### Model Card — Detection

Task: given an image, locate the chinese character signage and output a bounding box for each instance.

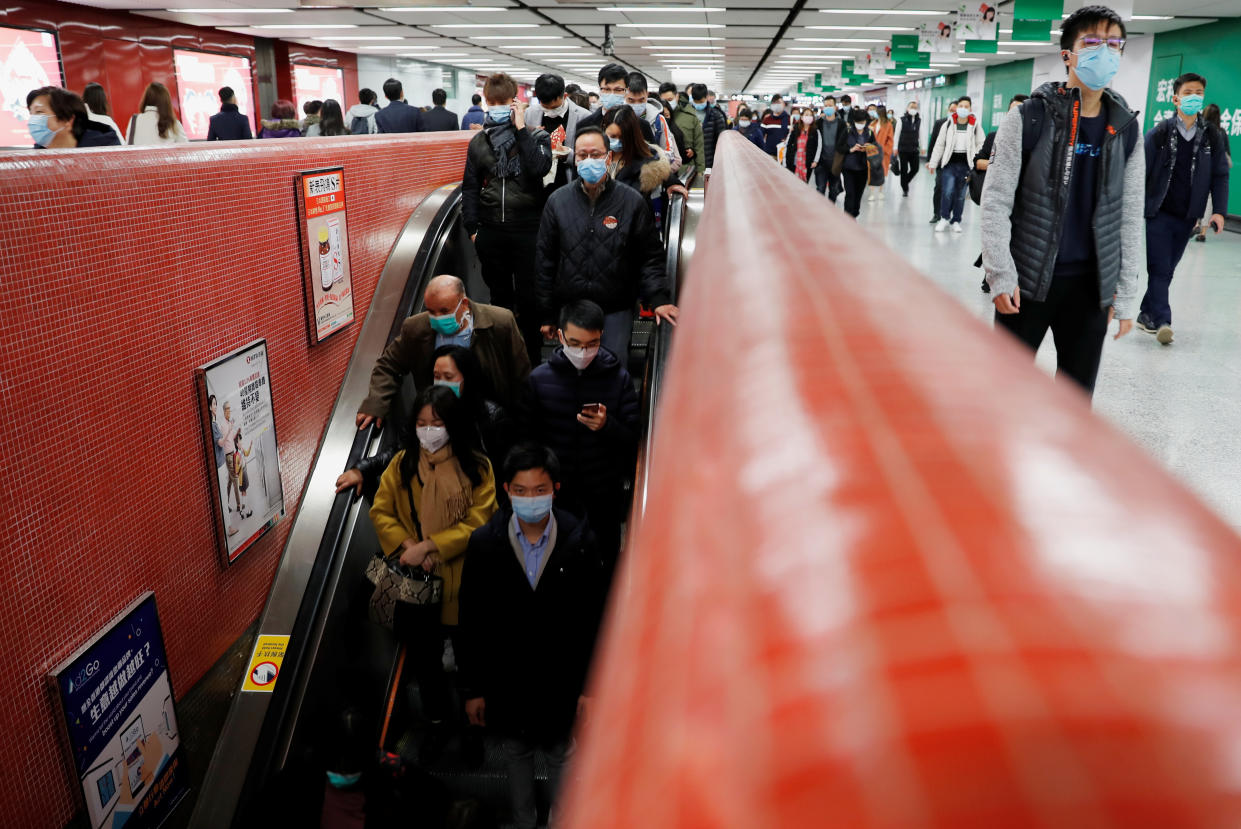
[297,167,355,343]
[919,20,957,53]
[50,593,189,829]
[197,339,285,565]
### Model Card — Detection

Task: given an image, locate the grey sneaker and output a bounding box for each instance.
[1156,325,1174,345]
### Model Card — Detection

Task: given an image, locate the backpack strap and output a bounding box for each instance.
[1019,96,1044,169]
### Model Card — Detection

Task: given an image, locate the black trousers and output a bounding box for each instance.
[474,224,543,363]
[898,151,920,194]
[842,168,867,218]
[994,273,1111,396]
[931,167,943,219]
[815,159,843,202]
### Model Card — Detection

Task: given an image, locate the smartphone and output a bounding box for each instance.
[581,403,602,415]
[120,715,146,797]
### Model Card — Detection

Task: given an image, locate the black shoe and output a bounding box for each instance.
[1136,314,1158,334]
[928,216,940,224]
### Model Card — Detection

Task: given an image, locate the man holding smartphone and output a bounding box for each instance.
[463,72,553,363]
[520,300,640,573]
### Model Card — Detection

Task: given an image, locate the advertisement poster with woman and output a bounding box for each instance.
[197,339,285,564]
[956,3,999,41]
[49,593,188,829]
[0,26,63,147]
[919,20,957,53]
[297,167,355,342]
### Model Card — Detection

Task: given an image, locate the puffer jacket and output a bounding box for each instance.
[784,125,824,179]
[535,177,669,324]
[1144,115,1230,220]
[613,149,678,200]
[462,122,552,235]
[259,118,301,138]
[897,112,921,153]
[981,82,1144,317]
[520,346,641,511]
[702,105,727,168]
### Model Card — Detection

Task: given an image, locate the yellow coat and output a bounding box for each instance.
[369,450,497,625]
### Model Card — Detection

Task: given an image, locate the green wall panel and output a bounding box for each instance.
[981,58,1033,131]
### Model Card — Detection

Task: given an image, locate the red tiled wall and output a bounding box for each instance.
[3,0,358,136]
[0,132,470,827]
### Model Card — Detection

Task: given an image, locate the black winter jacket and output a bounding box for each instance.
[207,104,253,141]
[457,507,606,741]
[462,123,553,235]
[784,125,824,179]
[519,346,640,516]
[535,178,669,323]
[702,105,728,168]
[898,112,920,153]
[1144,116,1230,220]
[421,106,458,132]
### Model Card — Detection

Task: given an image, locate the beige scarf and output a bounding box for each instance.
[417,445,473,537]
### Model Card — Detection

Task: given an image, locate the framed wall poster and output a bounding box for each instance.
[196,339,285,565]
[296,167,355,343]
[49,592,189,829]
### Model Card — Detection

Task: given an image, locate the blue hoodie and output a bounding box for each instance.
[462,104,486,130]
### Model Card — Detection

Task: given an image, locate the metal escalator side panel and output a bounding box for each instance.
[189,183,463,829]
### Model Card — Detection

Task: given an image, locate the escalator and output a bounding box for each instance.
[190,172,698,828]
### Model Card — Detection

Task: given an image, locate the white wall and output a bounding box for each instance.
[1032,34,1152,108]
[967,67,986,108]
[357,55,466,117]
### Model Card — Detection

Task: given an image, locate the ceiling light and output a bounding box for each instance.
[597,5,725,10]
[405,52,467,57]
[312,35,405,40]
[380,5,507,10]
[1131,14,1173,20]
[793,38,886,43]
[959,57,984,62]
[179,7,293,12]
[256,24,358,29]
[471,35,563,39]
[641,45,717,49]
[818,8,944,14]
[629,36,722,40]
[615,22,724,28]
[433,23,537,28]
[998,40,1055,46]
[806,25,913,31]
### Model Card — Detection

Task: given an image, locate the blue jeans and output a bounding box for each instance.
[938,158,970,224]
[1139,211,1198,327]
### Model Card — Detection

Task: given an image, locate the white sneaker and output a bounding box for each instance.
[935,219,949,233]
[951,223,963,234]
[868,192,876,201]
[879,190,886,200]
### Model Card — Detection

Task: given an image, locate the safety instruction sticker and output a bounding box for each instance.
[241,634,289,693]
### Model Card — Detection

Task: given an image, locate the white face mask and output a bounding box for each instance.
[854,123,866,132]
[908,107,918,114]
[772,103,784,114]
[738,118,751,128]
[416,425,450,453]
[544,100,568,117]
[867,110,877,118]
[802,114,814,124]
[561,337,599,370]
[957,107,970,118]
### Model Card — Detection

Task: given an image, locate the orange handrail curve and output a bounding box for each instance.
[561,130,1241,828]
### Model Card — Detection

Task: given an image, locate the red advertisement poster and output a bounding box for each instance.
[297,167,354,342]
[173,50,253,141]
[292,64,344,114]
[0,26,64,148]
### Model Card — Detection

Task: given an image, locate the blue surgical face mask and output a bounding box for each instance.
[629,102,646,116]
[511,493,554,523]
[577,156,608,183]
[599,92,625,111]
[428,299,463,335]
[822,106,835,116]
[1179,93,1204,117]
[608,137,623,151]
[327,771,362,789]
[693,100,707,111]
[27,114,58,147]
[487,105,511,123]
[1073,45,1121,91]
[434,379,461,398]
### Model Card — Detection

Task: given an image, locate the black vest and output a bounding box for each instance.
[898,113,920,152]
[1009,83,1137,307]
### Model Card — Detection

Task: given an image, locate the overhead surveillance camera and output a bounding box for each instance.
[603,23,615,57]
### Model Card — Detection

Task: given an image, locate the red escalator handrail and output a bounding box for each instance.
[562,130,1241,827]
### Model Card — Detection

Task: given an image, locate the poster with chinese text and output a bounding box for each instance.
[919,21,958,53]
[956,3,999,41]
[297,167,355,342]
[50,593,188,829]
[197,340,285,565]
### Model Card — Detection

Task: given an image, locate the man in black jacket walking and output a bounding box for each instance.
[896,101,921,196]
[535,126,677,360]
[463,72,553,362]
[815,95,844,201]
[206,86,252,140]
[421,88,459,131]
[521,300,640,566]
[926,100,956,221]
[458,442,606,829]
[374,78,423,133]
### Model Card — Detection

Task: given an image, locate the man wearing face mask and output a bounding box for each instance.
[25,87,121,148]
[457,441,606,829]
[1136,72,1230,345]
[761,94,790,158]
[520,300,641,569]
[895,100,922,197]
[462,72,553,361]
[926,100,957,223]
[526,73,589,196]
[814,96,844,201]
[689,83,728,169]
[671,86,707,176]
[624,71,681,169]
[982,4,1142,396]
[536,128,678,359]
[578,64,655,144]
[927,95,986,233]
[357,275,531,430]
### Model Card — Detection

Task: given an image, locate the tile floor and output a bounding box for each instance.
[840,171,1241,531]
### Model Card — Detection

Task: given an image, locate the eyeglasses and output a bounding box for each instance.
[1076,35,1125,53]
[574,149,608,161]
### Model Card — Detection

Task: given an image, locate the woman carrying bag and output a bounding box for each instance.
[868,105,894,201]
[834,108,876,219]
[784,108,823,184]
[369,384,497,763]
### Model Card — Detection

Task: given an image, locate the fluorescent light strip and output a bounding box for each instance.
[256,24,358,29]
[471,35,563,39]
[1131,14,1173,20]
[432,23,537,28]
[598,5,725,10]
[806,25,913,31]
[628,36,721,40]
[640,45,717,49]
[380,5,510,10]
[312,36,405,40]
[179,7,293,12]
[818,8,943,14]
[615,22,724,28]
[793,37,886,43]
[404,53,468,57]
[958,57,984,62]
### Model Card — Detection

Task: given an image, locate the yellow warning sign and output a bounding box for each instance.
[241,634,289,693]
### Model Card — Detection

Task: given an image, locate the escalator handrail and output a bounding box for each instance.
[190,183,463,829]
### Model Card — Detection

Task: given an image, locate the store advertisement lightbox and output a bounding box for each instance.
[293,64,344,113]
[0,26,64,147]
[173,49,253,140]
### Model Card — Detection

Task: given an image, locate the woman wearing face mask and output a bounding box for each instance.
[834,108,876,219]
[868,105,894,201]
[369,384,496,763]
[735,107,763,149]
[784,107,823,184]
[337,346,515,499]
[25,86,121,148]
[602,106,687,215]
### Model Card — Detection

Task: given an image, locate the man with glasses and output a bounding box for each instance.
[578,63,655,143]
[535,127,678,362]
[981,4,1142,397]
